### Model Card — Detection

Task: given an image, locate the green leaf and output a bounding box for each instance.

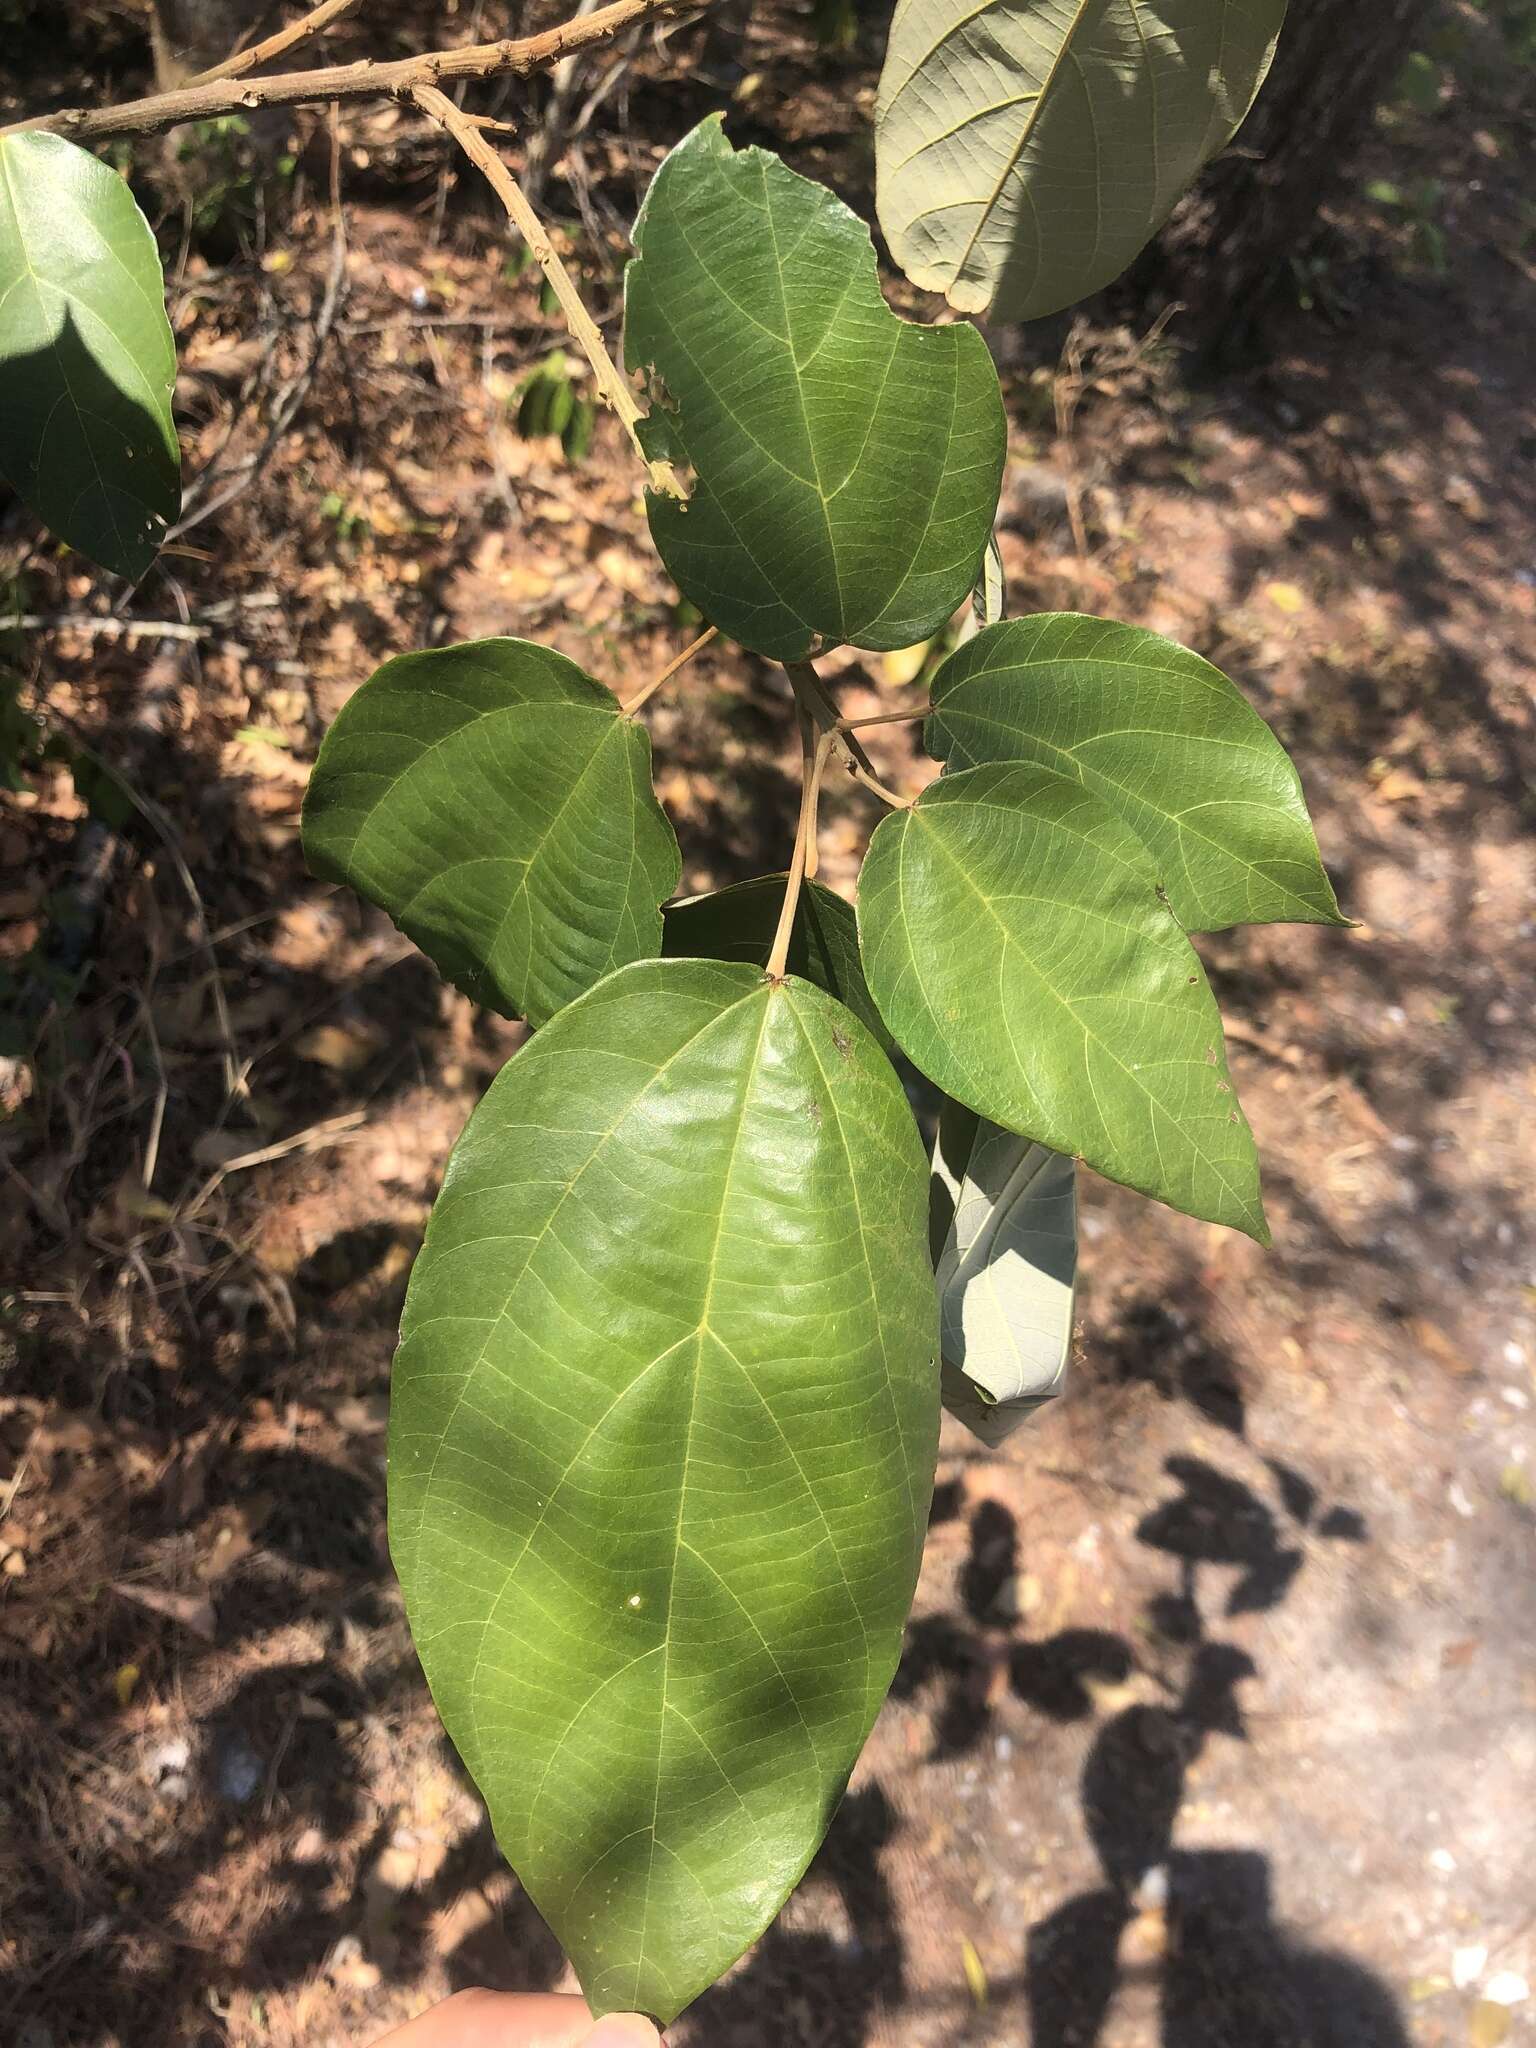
[301,639,680,1027]
[858,762,1267,1238]
[0,133,179,580]
[663,875,894,1054]
[930,1098,1075,1446]
[391,958,939,2022]
[927,615,1343,932]
[876,0,1287,322]
[624,116,1006,662]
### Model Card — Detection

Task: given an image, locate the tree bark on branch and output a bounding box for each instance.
[2,0,717,142]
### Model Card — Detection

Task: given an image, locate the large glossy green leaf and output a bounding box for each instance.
[391,959,939,2021]
[0,133,178,580]
[927,615,1343,931]
[930,1098,1075,1446]
[301,639,679,1027]
[624,116,1006,662]
[663,875,894,1054]
[858,762,1267,1238]
[876,0,1287,321]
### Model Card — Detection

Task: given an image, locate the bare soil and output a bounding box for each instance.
[1,7,1533,2047]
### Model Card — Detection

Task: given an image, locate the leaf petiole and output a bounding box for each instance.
[766,715,833,980]
[621,623,718,718]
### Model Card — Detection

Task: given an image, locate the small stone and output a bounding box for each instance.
[217,1732,263,1805]
[1453,1943,1487,1987]
[1484,1974,1529,2007]
[144,1736,191,1787]
[1431,1848,1458,1874]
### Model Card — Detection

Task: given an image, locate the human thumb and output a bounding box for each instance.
[582,2018,661,2046]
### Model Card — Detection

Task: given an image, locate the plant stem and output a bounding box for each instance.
[621,623,717,717]
[785,662,914,809]
[184,0,364,89]
[766,715,831,982]
[413,83,682,496]
[839,706,932,730]
[2,0,719,142]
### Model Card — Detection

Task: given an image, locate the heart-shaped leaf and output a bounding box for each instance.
[391,958,939,2022]
[0,133,179,581]
[876,0,1287,322]
[930,1098,1076,1446]
[858,762,1267,1238]
[625,117,1006,662]
[663,875,893,1054]
[927,615,1343,931]
[302,639,679,1027]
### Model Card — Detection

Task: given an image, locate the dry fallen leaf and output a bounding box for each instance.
[293,1020,385,1073]
[113,1581,218,1642]
[1471,1999,1511,2048]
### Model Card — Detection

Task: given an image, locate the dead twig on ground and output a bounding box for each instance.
[179,1111,368,1222]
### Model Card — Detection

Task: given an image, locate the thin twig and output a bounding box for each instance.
[179,1111,367,1220]
[766,718,832,981]
[183,0,363,88]
[414,81,680,496]
[622,623,716,716]
[2,0,719,142]
[4,615,216,641]
[137,996,169,1195]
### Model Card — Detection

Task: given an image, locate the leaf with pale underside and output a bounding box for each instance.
[663,875,894,1054]
[302,638,679,1027]
[0,132,179,580]
[625,116,1006,662]
[858,761,1267,1238]
[876,0,1287,322]
[927,614,1343,931]
[930,1098,1076,1446]
[390,959,939,2022]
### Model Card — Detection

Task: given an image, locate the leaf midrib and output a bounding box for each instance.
[945,0,1097,293]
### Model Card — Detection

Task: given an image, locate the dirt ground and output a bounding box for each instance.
[2,6,1534,2047]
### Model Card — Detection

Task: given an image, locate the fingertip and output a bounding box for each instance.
[584,2016,662,2046]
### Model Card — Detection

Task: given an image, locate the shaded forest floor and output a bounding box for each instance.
[2,5,1534,2046]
